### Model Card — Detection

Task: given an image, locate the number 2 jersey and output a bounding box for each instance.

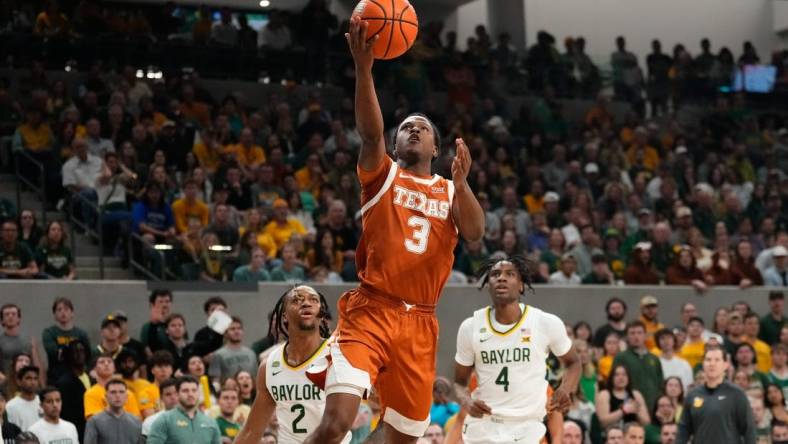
[356,156,458,305]
[454,304,573,420]
[265,340,351,444]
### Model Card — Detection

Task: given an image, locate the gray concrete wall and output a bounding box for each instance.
[0,281,779,377]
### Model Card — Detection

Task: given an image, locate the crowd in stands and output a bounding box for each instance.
[0,290,785,444]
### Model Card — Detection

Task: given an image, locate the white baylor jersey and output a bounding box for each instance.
[265,340,351,444]
[455,304,572,420]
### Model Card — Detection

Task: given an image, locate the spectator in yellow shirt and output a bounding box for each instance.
[263,198,306,252]
[639,295,665,350]
[294,153,326,199]
[679,317,707,369]
[34,0,71,38]
[523,179,546,214]
[171,179,210,234]
[223,128,265,180]
[192,128,222,176]
[625,126,660,172]
[83,355,141,420]
[117,349,159,418]
[744,312,772,373]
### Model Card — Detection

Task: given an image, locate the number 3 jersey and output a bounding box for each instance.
[455,304,573,420]
[265,340,351,444]
[356,156,458,305]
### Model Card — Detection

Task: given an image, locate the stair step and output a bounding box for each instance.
[75,256,122,267]
[77,266,133,280]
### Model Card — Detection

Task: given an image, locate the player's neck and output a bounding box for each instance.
[492,302,523,325]
[398,160,432,177]
[285,332,323,365]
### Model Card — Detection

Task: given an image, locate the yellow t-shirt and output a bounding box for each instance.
[223,144,266,167]
[748,338,772,373]
[84,383,142,419]
[193,142,221,173]
[679,339,706,369]
[640,315,665,351]
[238,227,278,259]
[264,219,307,251]
[124,378,159,413]
[598,355,614,381]
[17,123,54,152]
[171,198,210,234]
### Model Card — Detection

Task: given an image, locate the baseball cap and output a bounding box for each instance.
[584,163,599,174]
[640,295,658,307]
[635,241,652,250]
[676,206,692,218]
[638,208,652,216]
[110,310,128,322]
[544,191,560,203]
[101,315,121,329]
[774,245,788,257]
[273,198,289,209]
[675,146,688,155]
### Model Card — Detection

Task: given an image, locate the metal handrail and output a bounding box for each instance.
[14,149,47,226]
[128,232,167,281]
[68,190,103,279]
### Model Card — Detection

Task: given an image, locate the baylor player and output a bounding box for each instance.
[454,256,581,444]
[235,286,351,444]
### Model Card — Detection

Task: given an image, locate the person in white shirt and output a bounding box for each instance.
[28,387,78,444]
[62,137,103,226]
[6,366,41,431]
[655,329,693,390]
[549,254,583,285]
[141,378,179,437]
[454,255,581,444]
[258,11,292,50]
[84,118,115,157]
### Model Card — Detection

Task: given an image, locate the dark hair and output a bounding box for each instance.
[605,297,627,313]
[150,350,175,368]
[476,255,535,294]
[105,379,127,391]
[203,296,227,314]
[573,321,592,339]
[176,375,199,391]
[769,291,785,301]
[662,376,685,404]
[268,285,332,340]
[733,342,757,365]
[625,320,646,333]
[0,303,21,320]
[654,328,675,348]
[38,386,59,402]
[687,316,705,326]
[160,378,178,392]
[702,343,726,359]
[165,313,186,327]
[764,383,786,409]
[15,432,41,444]
[149,289,172,305]
[393,113,443,153]
[17,365,40,380]
[51,297,74,313]
[606,364,634,395]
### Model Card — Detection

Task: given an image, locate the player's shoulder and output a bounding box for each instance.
[526,305,565,328]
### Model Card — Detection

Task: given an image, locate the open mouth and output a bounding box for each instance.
[408,135,420,143]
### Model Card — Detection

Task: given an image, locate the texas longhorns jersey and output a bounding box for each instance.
[355,156,458,305]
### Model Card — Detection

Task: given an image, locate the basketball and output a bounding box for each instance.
[352,0,419,60]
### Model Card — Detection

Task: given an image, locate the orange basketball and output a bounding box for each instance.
[352,0,418,60]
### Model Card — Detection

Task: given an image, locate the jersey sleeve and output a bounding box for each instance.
[543,313,573,357]
[454,317,475,367]
[357,155,393,203]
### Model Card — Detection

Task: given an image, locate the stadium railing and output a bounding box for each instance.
[14,149,47,227]
[68,190,104,279]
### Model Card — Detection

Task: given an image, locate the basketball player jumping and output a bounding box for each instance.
[234,285,351,444]
[454,256,580,444]
[304,15,485,444]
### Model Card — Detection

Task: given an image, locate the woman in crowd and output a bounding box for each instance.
[17,210,43,252]
[305,229,343,279]
[35,220,75,280]
[595,364,651,429]
[235,370,255,407]
[598,332,622,382]
[712,306,730,337]
[662,376,685,423]
[666,246,708,291]
[730,239,763,287]
[765,383,788,424]
[574,339,598,404]
[183,354,216,409]
[733,342,770,391]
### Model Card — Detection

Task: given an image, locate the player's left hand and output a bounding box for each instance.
[548,388,572,414]
[452,138,471,185]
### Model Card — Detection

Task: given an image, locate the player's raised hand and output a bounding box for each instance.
[452,138,472,185]
[465,399,492,418]
[548,387,572,414]
[345,15,378,72]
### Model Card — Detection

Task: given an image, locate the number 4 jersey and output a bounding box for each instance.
[265,340,351,444]
[455,304,573,420]
[356,156,458,305]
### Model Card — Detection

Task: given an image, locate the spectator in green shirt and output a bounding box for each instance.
[147,376,221,444]
[233,247,270,282]
[42,297,91,383]
[613,320,664,411]
[760,291,785,345]
[140,289,173,356]
[0,220,40,279]
[35,221,75,280]
[215,387,241,444]
[270,242,305,282]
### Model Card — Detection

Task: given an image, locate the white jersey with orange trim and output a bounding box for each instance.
[265,340,351,444]
[455,303,572,420]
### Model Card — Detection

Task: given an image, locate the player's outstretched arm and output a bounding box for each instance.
[345,15,386,172]
[451,138,485,242]
[549,344,581,414]
[234,361,276,444]
[453,362,491,418]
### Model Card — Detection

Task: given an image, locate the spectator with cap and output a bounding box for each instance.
[549,253,582,285]
[94,314,124,360]
[763,245,788,287]
[41,297,91,383]
[110,311,146,366]
[623,242,660,284]
[655,328,694,389]
[263,199,307,253]
[583,252,615,284]
[672,206,694,245]
[639,295,665,350]
[760,291,785,345]
[84,379,142,444]
[84,354,141,420]
[614,321,664,411]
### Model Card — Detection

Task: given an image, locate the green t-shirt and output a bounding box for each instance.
[270,265,306,282]
[0,242,34,271]
[759,314,785,346]
[232,265,271,282]
[216,416,240,441]
[35,244,74,278]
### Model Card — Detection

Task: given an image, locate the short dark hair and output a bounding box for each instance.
[176,375,199,391]
[687,316,705,326]
[38,386,59,402]
[51,297,74,313]
[394,113,442,153]
[654,328,674,346]
[625,320,646,333]
[165,313,185,327]
[149,289,172,305]
[769,291,784,301]
[149,350,175,368]
[105,379,127,391]
[744,312,760,322]
[160,378,178,392]
[218,386,240,397]
[230,316,243,326]
[605,297,627,313]
[17,365,40,380]
[703,343,726,359]
[203,296,227,314]
[0,303,21,320]
[623,422,645,434]
[182,178,198,188]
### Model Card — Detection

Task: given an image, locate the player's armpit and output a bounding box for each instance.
[553,344,581,412]
[233,361,277,444]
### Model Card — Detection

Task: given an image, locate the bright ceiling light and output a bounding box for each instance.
[259,0,270,7]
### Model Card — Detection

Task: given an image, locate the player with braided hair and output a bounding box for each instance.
[453,255,581,444]
[235,285,350,444]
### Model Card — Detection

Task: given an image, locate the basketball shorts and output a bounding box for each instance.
[325,287,438,437]
[462,416,546,444]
